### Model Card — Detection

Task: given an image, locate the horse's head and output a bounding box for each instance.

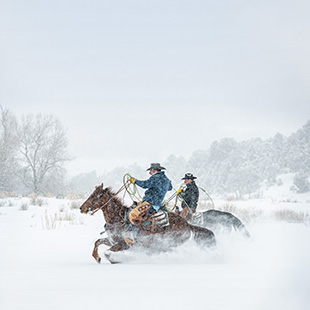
[80,183,104,214]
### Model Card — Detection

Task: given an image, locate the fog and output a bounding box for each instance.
[1,0,310,175]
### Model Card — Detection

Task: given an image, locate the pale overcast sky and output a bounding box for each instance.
[1,0,310,176]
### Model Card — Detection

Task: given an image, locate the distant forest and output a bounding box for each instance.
[69,120,310,197]
[1,104,309,197]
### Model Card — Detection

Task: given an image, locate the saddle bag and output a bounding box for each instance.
[128,201,151,225]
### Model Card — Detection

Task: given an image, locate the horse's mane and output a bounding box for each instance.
[105,186,129,209]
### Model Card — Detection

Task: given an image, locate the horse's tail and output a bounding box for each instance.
[189,224,216,248]
[234,220,251,238]
[226,213,251,238]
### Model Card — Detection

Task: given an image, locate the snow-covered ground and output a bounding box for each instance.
[1,178,310,310]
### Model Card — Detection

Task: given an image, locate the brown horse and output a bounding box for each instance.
[80,184,216,264]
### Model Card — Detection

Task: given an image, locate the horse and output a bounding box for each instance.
[191,209,250,238]
[80,184,216,264]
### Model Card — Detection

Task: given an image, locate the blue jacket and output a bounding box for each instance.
[135,171,172,206]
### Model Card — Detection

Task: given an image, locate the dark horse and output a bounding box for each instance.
[192,209,250,238]
[80,184,216,264]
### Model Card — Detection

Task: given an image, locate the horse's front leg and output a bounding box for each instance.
[104,241,130,264]
[92,238,112,263]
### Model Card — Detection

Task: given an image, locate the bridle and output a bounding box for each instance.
[85,191,104,214]
[90,184,128,215]
[81,183,131,228]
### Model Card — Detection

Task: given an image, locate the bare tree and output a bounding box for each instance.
[0,105,19,192]
[19,113,70,194]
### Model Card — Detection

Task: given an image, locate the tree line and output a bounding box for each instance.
[80,120,310,198]
[1,104,309,198]
[167,120,310,196]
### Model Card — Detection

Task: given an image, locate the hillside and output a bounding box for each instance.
[67,120,310,198]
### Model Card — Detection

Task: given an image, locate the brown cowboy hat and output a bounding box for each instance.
[146,163,166,171]
[181,173,197,180]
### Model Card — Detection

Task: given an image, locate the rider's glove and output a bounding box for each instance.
[129,177,136,184]
[176,189,184,194]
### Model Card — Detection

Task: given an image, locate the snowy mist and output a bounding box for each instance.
[1,1,310,309]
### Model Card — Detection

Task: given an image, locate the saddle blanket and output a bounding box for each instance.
[150,210,169,227]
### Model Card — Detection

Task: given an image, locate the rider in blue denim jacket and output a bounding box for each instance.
[129,163,172,212]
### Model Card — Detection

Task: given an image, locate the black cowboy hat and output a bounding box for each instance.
[182,173,197,180]
[146,163,166,171]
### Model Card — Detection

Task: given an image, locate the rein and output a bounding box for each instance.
[91,183,128,215]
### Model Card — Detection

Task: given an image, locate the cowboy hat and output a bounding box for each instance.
[181,173,197,180]
[146,163,166,171]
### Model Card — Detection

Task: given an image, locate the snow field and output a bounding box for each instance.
[0,196,310,310]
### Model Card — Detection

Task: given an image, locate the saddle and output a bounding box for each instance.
[128,201,169,233]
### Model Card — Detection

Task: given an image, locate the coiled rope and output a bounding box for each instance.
[123,173,143,202]
[171,185,215,211]
[198,186,215,209]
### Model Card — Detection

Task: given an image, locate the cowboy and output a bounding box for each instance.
[129,163,172,214]
[124,163,172,246]
[176,173,199,220]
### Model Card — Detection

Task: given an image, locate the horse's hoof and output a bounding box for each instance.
[93,255,101,263]
[104,251,121,264]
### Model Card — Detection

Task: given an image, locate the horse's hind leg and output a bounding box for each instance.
[92,238,111,263]
[191,225,216,248]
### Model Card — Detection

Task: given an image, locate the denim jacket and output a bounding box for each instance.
[135,171,172,206]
